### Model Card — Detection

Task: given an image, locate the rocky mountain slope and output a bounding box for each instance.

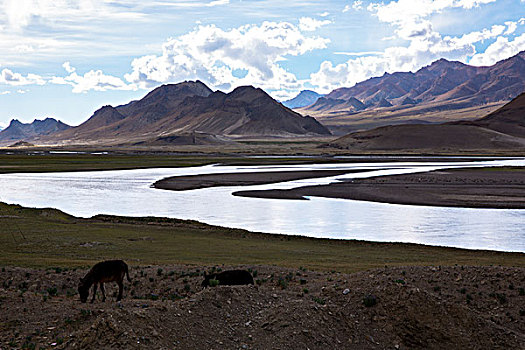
[0,118,71,145]
[47,81,330,145]
[326,92,525,151]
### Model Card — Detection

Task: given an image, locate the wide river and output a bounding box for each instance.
[0,158,524,252]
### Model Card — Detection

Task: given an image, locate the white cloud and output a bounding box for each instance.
[17,89,28,94]
[0,91,11,95]
[311,0,521,93]
[469,33,525,66]
[51,64,135,93]
[63,62,76,74]
[319,12,330,17]
[125,21,329,93]
[207,0,229,6]
[0,68,45,86]
[298,17,331,32]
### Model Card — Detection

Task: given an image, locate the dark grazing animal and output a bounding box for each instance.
[201,269,254,288]
[78,260,131,303]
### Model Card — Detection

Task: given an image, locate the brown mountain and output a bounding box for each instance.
[47,81,330,145]
[0,118,71,145]
[470,92,525,138]
[326,93,525,152]
[301,51,525,134]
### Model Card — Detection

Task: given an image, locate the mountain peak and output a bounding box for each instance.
[282,90,323,109]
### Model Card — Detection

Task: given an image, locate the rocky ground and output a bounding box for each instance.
[1,264,524,349]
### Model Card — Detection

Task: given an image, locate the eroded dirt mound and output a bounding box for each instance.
[1,265,524,349]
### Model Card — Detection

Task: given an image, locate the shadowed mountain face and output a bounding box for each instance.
[282,90,323,109]
[326,93,525,151]
[46,81,330,145]
[301,51,525,133]
[472,92,525,138]
[0,118,71,145]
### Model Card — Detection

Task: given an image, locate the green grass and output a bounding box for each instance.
[1,202,523,272]
[0,153,339,174]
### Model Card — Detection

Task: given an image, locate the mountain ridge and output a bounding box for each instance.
[0,118,71,145]
[44,81,330,145]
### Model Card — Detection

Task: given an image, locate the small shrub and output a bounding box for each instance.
[278,278,288,290]
[518,288,525,296]
[394,279,405,285]
[80,309,92,317]
[460,288,467,294]
[149,277,154,283]
[520,310,525,317]
[157,268,163,276]
[363,294,378,307]
[300,279,307,285]
[252,270,258,278]
[303,288,309,294]
[433,286,441,292]
[209,279,219,287]
[184,283,191,292]
[312,296,325,305]
[46,287,58,296]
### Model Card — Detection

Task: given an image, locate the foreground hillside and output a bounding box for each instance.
[1,264,524,349]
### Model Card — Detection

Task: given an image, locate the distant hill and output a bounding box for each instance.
[471,92,525,138]
[325,93,525,152]
[46,81,330,145]
[300,51,525,134]
[0,118,71,145]
[282,90,323,109]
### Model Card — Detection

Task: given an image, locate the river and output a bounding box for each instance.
[0,158,524,252]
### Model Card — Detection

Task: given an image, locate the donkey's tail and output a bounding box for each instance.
[125,263,131,282]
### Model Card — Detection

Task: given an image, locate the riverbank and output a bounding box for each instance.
[234,167,525,209]
[2,203,524,349]
[153,169,366,191]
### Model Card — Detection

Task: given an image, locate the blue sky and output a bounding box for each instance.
[0,0,524,127]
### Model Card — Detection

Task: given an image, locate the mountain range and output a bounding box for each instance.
[36,81,330,145]
[326,92,525,151]
[299,51,525,134]
[0,118,71,145]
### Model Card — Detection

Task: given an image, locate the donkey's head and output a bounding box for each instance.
[78,278,89,303]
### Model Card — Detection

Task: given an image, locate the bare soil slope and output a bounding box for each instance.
[1,265,524,349]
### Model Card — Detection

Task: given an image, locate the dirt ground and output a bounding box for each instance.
[234,167,525,209]
[1,264,524,349]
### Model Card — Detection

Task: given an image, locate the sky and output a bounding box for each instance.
[0,0,524,128]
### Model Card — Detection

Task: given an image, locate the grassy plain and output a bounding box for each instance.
[1,202,523,271]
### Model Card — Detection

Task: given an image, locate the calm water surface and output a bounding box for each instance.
[0,159,524,252]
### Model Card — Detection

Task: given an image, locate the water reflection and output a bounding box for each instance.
[0,159,524,252]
